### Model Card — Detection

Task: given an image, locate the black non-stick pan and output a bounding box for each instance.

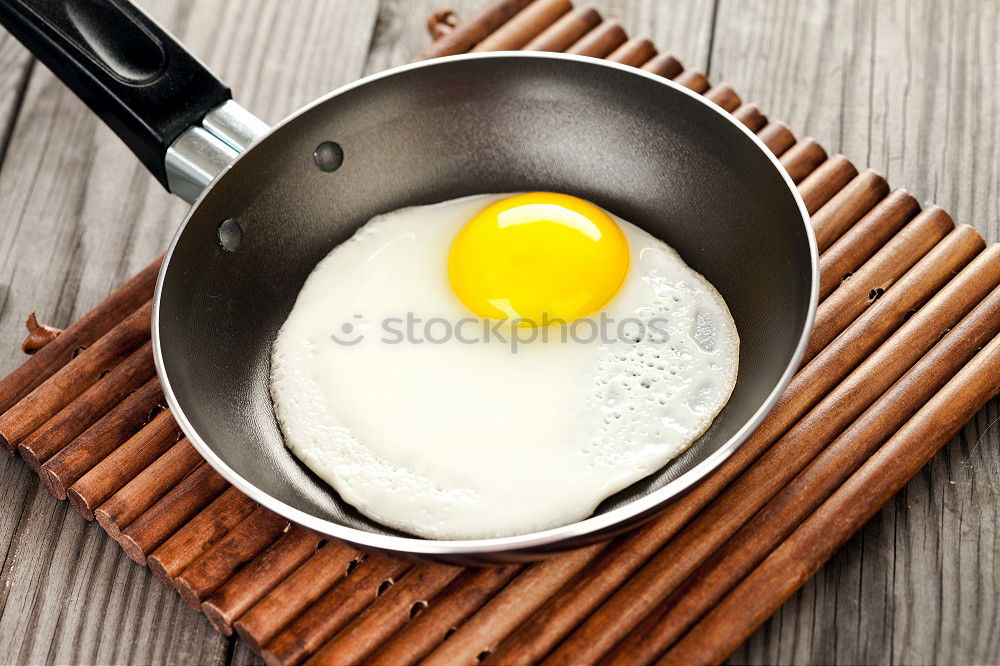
[0,0,817,564]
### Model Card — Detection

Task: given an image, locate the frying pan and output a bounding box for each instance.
[1,0,817,564]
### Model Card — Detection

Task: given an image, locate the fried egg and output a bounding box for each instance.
[270,193,738,539]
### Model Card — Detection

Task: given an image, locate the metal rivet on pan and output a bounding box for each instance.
[217,218,243,252]
[313,141,344,172]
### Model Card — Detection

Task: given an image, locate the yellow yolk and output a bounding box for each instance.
[448,192,629,325]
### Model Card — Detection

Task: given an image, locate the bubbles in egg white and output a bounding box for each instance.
[269,194,739,539]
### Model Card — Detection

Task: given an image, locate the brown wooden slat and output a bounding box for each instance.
[732,103,767,132]
[812,169,891,252]
[173,506,290,608]
[424,544,604,665]
[233,542,360,654]
[672,68,709,92]
[118,462,230,565]
[524,5,601,51]
[565,20,627,57]
[779,137,828,183]
[95,437,203,540]
[304,563,463,665]
[147,486,257,585]
[261,554,410,666]
[798,155,859,213]
[202,525,323,635]
[40,377,165,499]
[641,52,683,79]
[606,36,656,66]
[67,407,183,519]
[368,565,522,664]
[704,84,741,112]
[757,121,796,156]
[818,189,922,300]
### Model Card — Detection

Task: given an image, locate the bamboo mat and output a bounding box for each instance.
[2,1,999,664]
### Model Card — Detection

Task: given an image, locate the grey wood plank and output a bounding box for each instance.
[0,31,32,164]
[0,1,378,664]
[229,633,264,666]
[0,479,228,665]
[707,1,1000,664]
[709,0,999,243]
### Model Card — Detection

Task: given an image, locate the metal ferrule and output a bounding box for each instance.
[164,100,270,203]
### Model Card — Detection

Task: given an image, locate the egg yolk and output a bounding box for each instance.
[448,192,629,325]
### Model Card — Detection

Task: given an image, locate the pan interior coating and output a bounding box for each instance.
[156,55,814,558]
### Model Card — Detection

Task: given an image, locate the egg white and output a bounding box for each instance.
[269,194,739,539]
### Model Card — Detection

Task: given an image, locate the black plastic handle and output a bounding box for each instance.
[0,0,231,187]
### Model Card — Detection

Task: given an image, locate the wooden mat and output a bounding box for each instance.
[2,1,999,663]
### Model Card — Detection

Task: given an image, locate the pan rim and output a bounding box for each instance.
[153,51,819,557]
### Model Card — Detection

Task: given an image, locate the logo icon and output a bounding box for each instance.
[330,315,364,346]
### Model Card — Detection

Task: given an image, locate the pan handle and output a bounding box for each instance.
[0,0,268,202]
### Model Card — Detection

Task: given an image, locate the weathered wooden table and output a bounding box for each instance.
[0,1,996,664]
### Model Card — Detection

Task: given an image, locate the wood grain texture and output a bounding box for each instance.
[0,1,378,664]
[0,1,996,664]
[710,1,1000,664]
[0,30,32,169]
